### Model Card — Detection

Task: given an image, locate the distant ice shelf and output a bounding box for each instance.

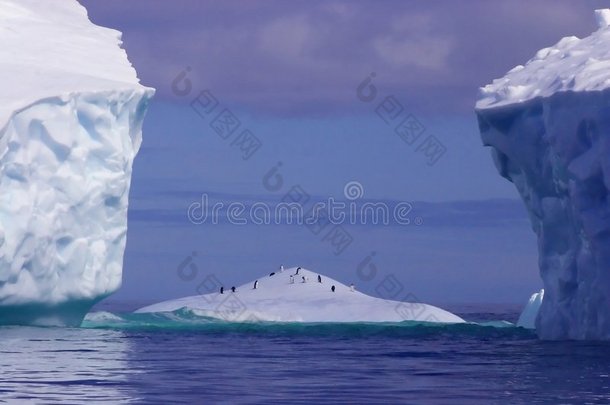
[0,0,154,326]
[136,267,465,324]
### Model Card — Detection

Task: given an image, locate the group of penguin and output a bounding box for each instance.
[219,266,354,294]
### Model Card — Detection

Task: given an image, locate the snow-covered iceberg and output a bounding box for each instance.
[476,10,610,339]
[136,268,465,324]
[0,0,154,325]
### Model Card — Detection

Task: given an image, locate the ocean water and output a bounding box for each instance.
[1,305,610,404]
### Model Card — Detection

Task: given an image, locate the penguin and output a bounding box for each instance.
[331,285,336,292]
[231,286,236,293]
[296,267,301,275]
[254,280,259,289]
[220,286,224,294]
[350,283,355,292]
[290,275,294,284]
[280,265,284,272]
[302,276,306,283]
[317,275,322,283]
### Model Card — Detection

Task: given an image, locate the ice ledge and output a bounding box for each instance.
[0,0,152,131]
[476,9,610,110]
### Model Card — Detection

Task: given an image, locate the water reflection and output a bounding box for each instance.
[0,327,136,402]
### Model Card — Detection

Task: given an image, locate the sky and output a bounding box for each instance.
[78,0,610,307]
[83,0,610,116]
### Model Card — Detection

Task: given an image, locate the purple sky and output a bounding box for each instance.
[81,0,610,116]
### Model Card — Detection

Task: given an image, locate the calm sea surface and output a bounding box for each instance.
[0,304,608,404]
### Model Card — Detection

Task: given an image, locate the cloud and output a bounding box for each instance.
[258,14,313,62]
[373,12,453,70]
[79,0,610,117]
[372,35,453,70]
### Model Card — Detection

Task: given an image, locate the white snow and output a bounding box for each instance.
[0,0,153,325]
[476,9,610,339]
[596,9,610,29]
[477,9,610,110]
[517,289,544,330]
[136,268,465,324]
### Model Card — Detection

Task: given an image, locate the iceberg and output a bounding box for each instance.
[136,267,465,324]
[476,10,610,339]
[0,0,154,325]
[517,289,544,330]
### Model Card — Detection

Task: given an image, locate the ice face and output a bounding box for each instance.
[478,92,610,339]
[0,91,150,319]
[477,10,610,339]
[0,0,154,325]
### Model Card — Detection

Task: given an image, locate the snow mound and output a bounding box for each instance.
[517,289,544,330]
[477,9,610,110]
[0,0,154,326]
[83,311,125,324]
[476,10,610,339]
[136,268,465,324]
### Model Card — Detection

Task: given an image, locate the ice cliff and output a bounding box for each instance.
[476,10,610,339]
[0,0,153,325]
